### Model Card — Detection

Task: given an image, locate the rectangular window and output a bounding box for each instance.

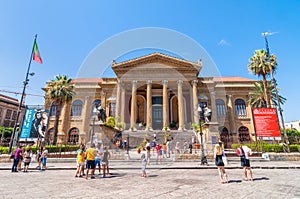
[109,103,116,117]
[5,109,12,119]
[12,111,17,120]
[152,96,162,105]
[3,120,10,127]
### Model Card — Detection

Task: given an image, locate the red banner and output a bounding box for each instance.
[252,108,281,140]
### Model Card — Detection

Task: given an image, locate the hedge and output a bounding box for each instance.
[231,143,300,152]
[0,145,79,154]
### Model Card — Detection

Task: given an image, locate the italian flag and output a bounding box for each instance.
[33,40,42,64]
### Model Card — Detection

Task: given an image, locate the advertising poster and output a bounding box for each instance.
[19,109,49,141]
[252,108,281,140]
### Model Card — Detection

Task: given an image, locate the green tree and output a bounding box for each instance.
[248,81,286,108]
[248,49,277,108]
[45,75,74,145]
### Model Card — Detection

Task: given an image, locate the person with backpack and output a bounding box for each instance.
[236,144,253,181]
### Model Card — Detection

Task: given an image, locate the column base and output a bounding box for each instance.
[146,127,153,131]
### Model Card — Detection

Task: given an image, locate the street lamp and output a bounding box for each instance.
[198,105,208,165]
[262,32,290,152]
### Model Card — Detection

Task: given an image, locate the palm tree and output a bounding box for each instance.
[248,49,277,108]
[45,75,74,145]
[248,81,286,108]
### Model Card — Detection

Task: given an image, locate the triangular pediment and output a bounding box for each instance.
[112,53,202,79]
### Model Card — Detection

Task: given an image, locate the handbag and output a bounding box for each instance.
[222,151,228,166]
[222,155,228,166]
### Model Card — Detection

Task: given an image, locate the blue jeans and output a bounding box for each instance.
[11,158,19,172]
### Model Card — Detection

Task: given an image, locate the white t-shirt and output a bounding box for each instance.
[241,145,252,159]
[96,148,103,160]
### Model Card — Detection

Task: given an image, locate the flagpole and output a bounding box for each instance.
[8,34,38,153]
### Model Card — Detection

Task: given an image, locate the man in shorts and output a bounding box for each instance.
[95,143,103,176]
[237,144,253,181]
[85,143,97,179]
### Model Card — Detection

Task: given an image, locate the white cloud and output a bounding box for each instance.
[218,39,230,46]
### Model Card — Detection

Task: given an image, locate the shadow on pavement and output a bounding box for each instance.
[228,180,242,183]
[253,177,269,181]
[147,174,159,178]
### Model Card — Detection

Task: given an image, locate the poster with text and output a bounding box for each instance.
[252,108,281,140]
[19,109,49,141]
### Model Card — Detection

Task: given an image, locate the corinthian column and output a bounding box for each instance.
[192,80,199,124]
[210,91,217,122]
[130,80,137,131]
[115,80,121,118]
[120,82,125,124]
[227,95,235,133]
[162,80,169,130]
[177,80,184,131]
[146,80,152,130]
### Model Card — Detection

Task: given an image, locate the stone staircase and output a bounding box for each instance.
[122,130,196,149]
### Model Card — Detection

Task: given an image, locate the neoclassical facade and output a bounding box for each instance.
[44,53,256,148]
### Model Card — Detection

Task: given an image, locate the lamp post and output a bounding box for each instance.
[263,32,290,152]
[198,105,208,165]
[8,72,35,153]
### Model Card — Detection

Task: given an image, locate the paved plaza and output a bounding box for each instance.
[0,159,300,199]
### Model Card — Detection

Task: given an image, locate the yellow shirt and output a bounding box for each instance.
[85,148,97,160]
[77,150,85,163]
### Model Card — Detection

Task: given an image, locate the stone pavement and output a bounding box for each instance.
[1,150,300,199]
[0,164,300,198]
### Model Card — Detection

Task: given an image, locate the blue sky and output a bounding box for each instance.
[0,0,300,122]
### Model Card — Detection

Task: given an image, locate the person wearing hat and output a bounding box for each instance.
[214,140,229,183]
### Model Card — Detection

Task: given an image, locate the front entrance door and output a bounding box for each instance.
[152,105,163,130]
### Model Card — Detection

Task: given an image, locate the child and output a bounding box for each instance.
[141,153,147,177]
[23,146,32,172]
[41,147,48,171]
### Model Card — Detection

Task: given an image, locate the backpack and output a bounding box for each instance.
[151,141,156,147]
[236,146,245,157]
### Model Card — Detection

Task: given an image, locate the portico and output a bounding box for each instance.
[111,53,202,131]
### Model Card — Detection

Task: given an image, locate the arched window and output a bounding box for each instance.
[68,127,79,145]
[71,100,83,116]
[235,99,247,117]
[109,102,116,117]
[50,102,57,116]
[91,99,101,116]
[216,99,226,117]
[238,126,250,143]
[46,128,55,145]
[219,127,229,148]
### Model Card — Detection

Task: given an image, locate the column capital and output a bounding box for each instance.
[210,91,216,96]
[146,80,152,85]
[101,91,106,97]
[227,94,232,99]
[132,80,137,85]
[192,80,198,86]
[177,79,183,85]
[162,80,168,85]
